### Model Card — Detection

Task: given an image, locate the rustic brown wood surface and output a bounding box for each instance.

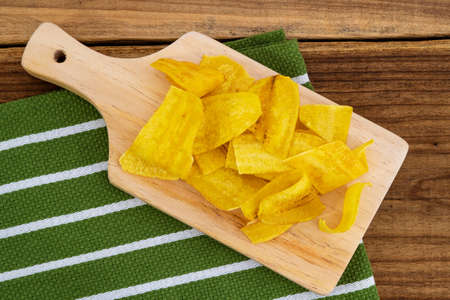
[1,0,450,44]
[1,1,449,299]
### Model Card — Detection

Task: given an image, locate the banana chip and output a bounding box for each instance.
[240,170,304,220]
[263,75,299,158]
[225,142,238,170]
[119,154,179,180]
[151,58,224,97]
[319,182,371,233]
[226,139,279,181]
[258,173,314,217]
[248,76,274,142]
[225,141,280,183]
[352,140,373,156]
[323,140,372,180]
[285,141,372,194]
[299,104,352,142]
[193,92,262,154]
[120,86,203,179]
[260,194,325,225]
[122,54,374,243]
[253,173,279,181]
[232,133,291,175]
[194,146,226,175]
[241,221,292,244]
[200,55,254,95]
[289,130,326,157]
[352,139,374,171]
[186,167,266,211]
[247,123,257,134]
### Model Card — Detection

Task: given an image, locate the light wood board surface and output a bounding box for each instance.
[20,23,409,295]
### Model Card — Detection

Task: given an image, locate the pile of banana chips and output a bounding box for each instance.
[120,56,373,243]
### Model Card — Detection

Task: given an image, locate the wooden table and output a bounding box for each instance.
[1,2,449,299]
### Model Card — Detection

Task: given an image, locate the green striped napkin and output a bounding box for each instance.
[0,30,379,299]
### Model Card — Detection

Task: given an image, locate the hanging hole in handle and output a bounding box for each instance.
[54,50,66,63]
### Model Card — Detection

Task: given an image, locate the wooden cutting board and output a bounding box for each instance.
[21,23,408,295]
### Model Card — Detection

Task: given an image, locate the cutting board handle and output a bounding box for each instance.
[21,23,121,114]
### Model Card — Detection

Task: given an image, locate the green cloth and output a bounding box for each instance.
[0,30,379,299]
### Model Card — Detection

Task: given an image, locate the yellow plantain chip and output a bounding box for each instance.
[253,172,279,180]
[225,142,280,184]
[241,221,292,244]
[194,146,227,175]
[319,182,371,233]
[225,142,238,170]
[286,147,348,194]
[225,142,281,181]
[352,139,374,171]
[299,104,353,143]
[232,133,292,175]
[186,162,202,178]
[258,173,314,217]
[288,130,326,157]
[352,140,374,157]
[186,167,266,211]
[247,123,257,134]
[321,140,372,180]
[263,75,299,158]
[248,76,274,142]
[151,58,224,97]
[120,86,204,180]
[193,92,262,154]
[285,140,372,194]
[119,154,179,180]
[240,170,304,220]
[260,194,325,225]
[200,55,254,95]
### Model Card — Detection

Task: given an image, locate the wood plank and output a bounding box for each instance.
[0,0,449,45]
[1,39,449,299]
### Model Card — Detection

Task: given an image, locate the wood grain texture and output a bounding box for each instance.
[0,0,449,45]
[303,39,450,300]
[19,23,408,295]
[1,38,448,299]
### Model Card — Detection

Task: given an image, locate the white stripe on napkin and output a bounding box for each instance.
[0,119,106,152]
[291,73,310,85]
[0,229,203,283]
[77,259,261,300]
[0,161,108,195]
[275,276,375,300]
[0,198,145,239]
[78,264,374,300]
